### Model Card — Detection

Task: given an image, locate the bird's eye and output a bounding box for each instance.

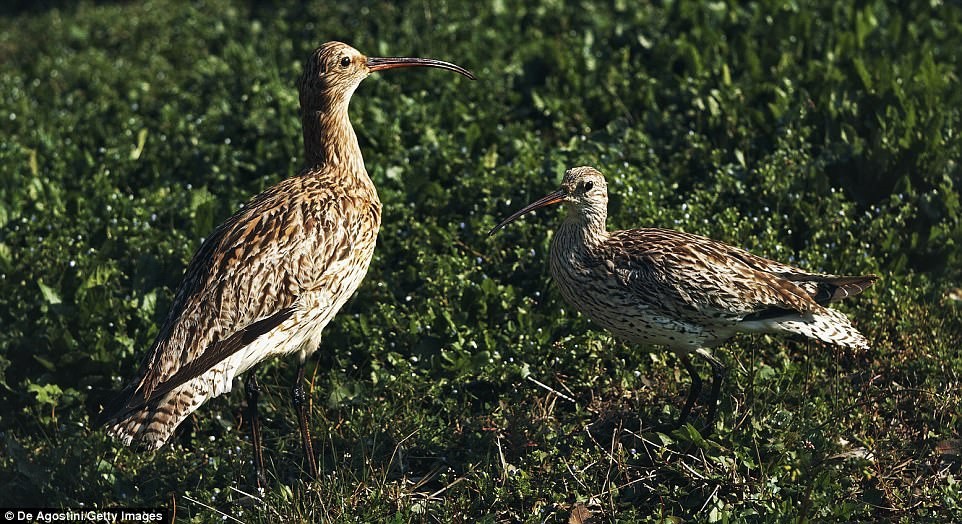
[583,181,594,192]
[339,56,351,68]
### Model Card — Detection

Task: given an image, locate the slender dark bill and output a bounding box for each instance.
[367,57,476,80]
[488,189,566,236]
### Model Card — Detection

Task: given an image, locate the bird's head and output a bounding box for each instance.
[298,41,475,110]
[489,166,609,235]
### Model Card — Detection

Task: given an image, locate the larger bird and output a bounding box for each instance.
[99,42,474,485]
[490,166,876,429]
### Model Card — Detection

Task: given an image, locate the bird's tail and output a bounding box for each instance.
[745,307,871,351]
[780,273,878,305]
[101,381,210,450]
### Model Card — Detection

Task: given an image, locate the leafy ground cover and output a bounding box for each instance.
[1,0,960,521]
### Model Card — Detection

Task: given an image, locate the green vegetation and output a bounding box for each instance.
[1,0,960,521]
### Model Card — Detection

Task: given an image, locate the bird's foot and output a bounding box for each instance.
[254,468,268,492]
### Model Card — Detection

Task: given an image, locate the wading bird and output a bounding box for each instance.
[99,42,474,486]
[489,166,876,430]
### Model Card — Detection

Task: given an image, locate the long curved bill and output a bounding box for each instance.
[488,189,566,236]
[367,56,476,80]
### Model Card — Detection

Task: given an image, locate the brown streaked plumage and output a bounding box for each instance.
[490,166,876,430]
[99,41,474,486]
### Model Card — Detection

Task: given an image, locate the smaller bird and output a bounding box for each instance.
[489,166,877,429]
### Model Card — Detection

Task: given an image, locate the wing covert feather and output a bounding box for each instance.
[124,171,366,408]
[605,228,822,319]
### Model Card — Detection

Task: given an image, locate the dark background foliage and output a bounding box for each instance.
[0,0,959,521]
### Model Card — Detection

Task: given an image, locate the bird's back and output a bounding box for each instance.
[101,165,381,448]
[550,226,875,352]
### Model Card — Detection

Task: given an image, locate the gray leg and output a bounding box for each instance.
[695,348,726,430]
[675,353,703,428]
[292,361,318,479]
[245,370,267,489]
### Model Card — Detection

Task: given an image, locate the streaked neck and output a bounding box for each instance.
[558,205,608,247]
[301,106,364,174]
